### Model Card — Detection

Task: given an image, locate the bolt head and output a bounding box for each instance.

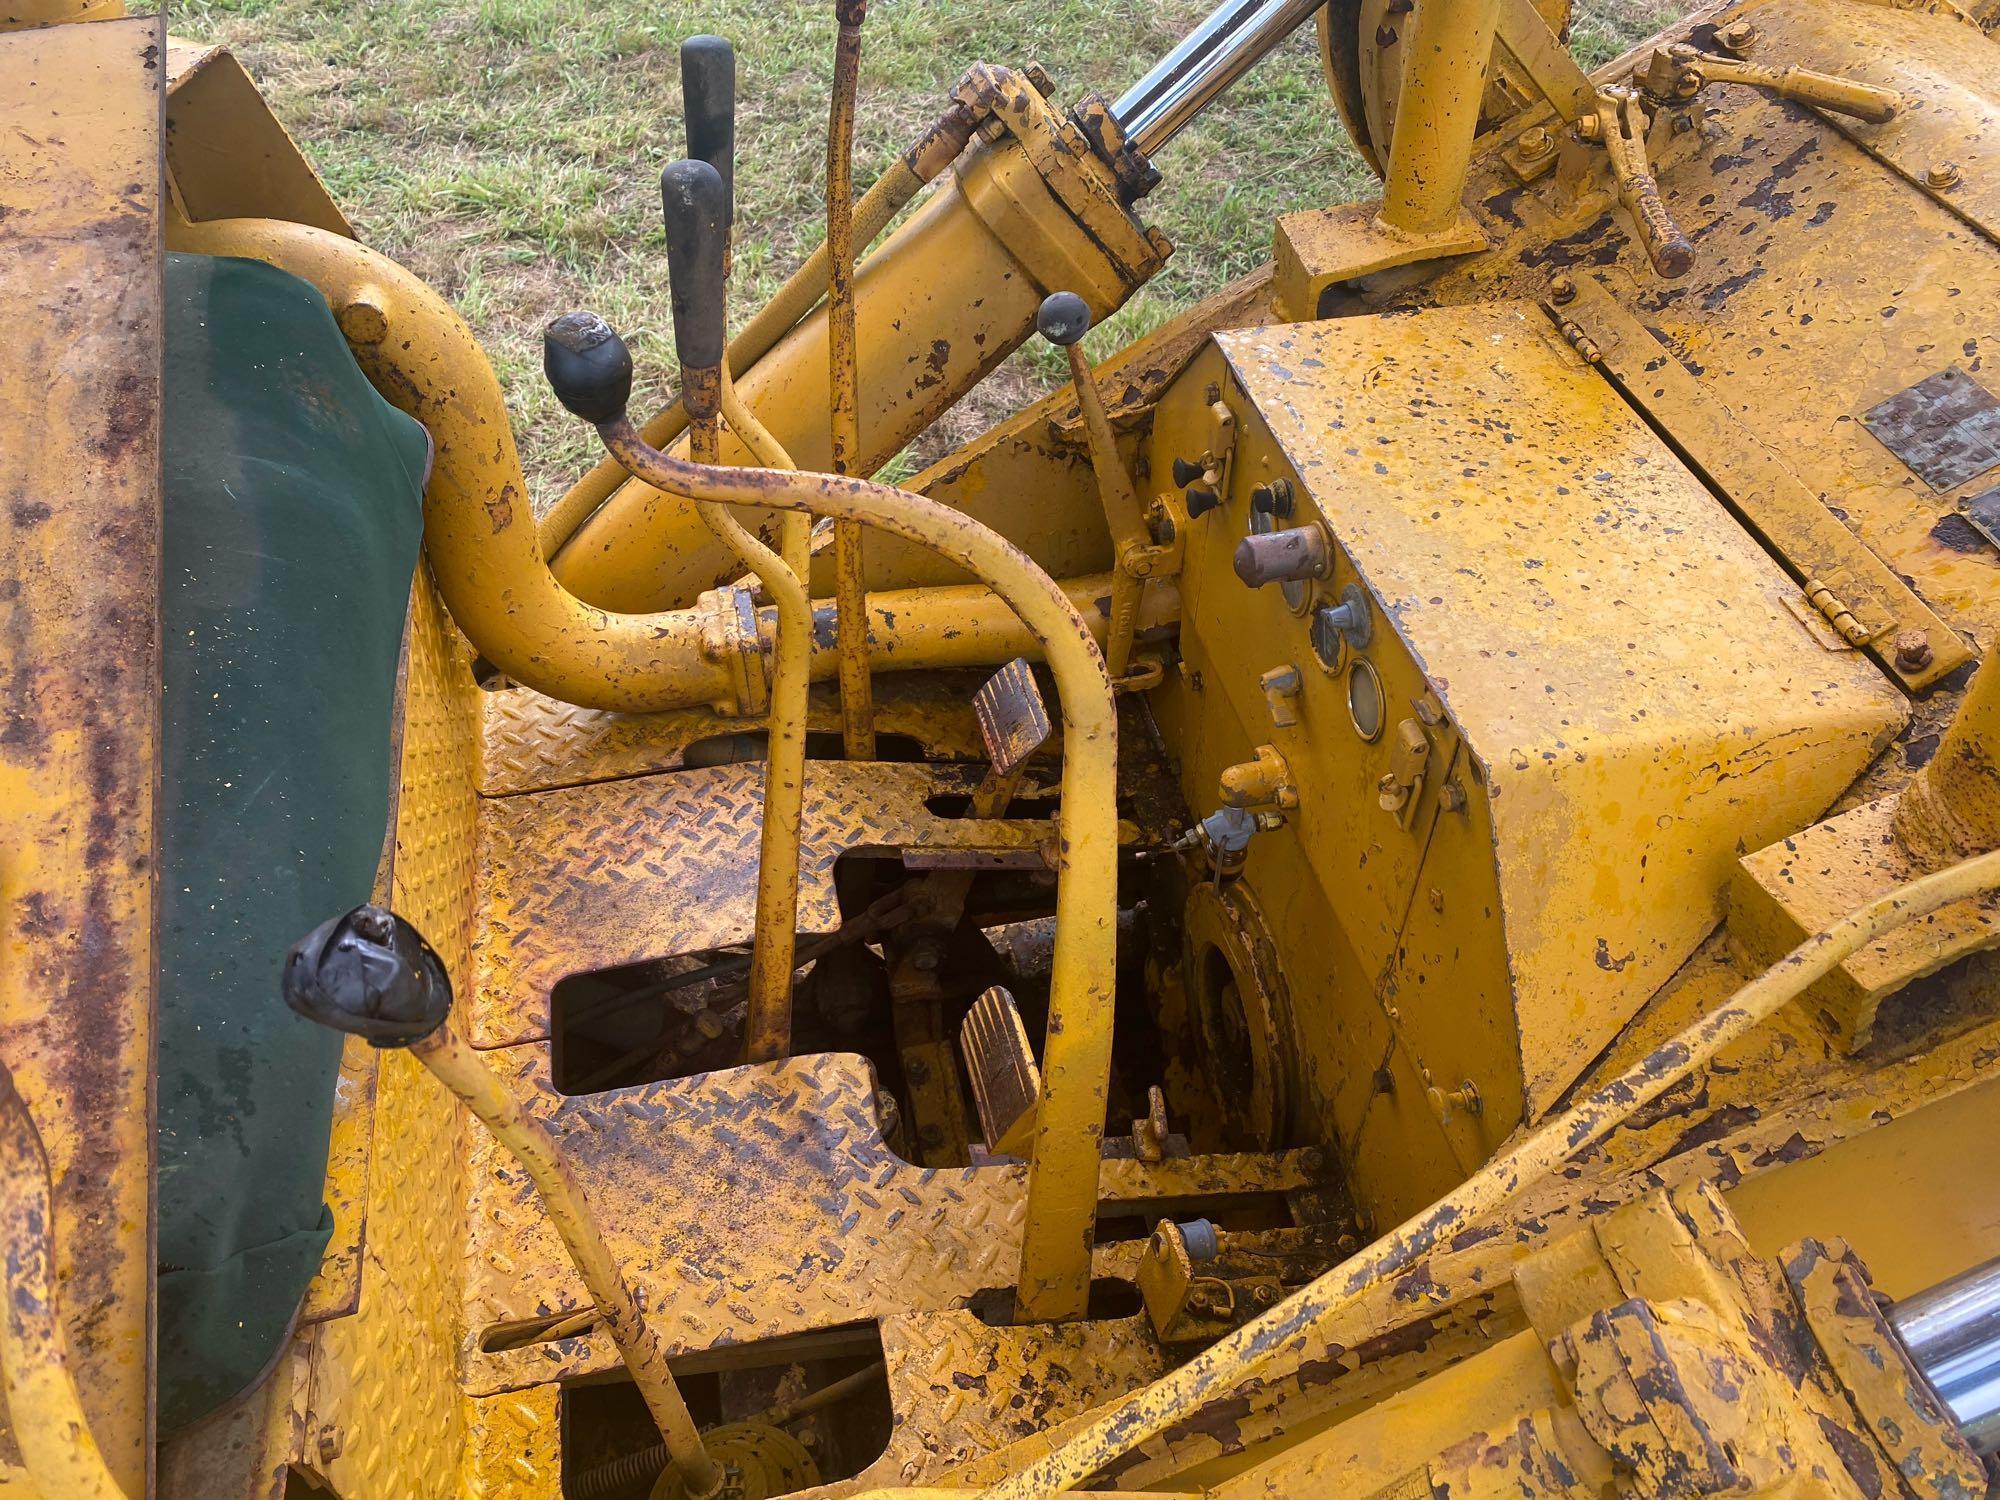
[1517,124,1553,160]
[1926,161,1962,191]
[336,302,389,345]
[1718,17,1758,51]
[1549,274,1578,305]
[1895,629,1934,670]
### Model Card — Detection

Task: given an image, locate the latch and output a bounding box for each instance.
[1136,1218,1281,1345]
[1376,718,1432,829]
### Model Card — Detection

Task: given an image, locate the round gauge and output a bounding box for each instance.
[1346,656,1385,741]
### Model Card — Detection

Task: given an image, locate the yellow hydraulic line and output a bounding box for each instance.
[0,1062,129,1500]
[983,845,2000,1495]
[594,414,1118,1321]
[827,0,877,759]
[540,104,979,562]
[411,1024,722,1497]
[166,215,734,713]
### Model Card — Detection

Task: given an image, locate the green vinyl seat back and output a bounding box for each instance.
[159,250,428,1432]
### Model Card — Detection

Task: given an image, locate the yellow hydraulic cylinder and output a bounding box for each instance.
[552,121,1163,615]
[1378,0,1504,236]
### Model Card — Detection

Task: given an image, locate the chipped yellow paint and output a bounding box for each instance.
[0,17,162,1494]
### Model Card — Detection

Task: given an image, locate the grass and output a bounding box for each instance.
[172,0,1680,500]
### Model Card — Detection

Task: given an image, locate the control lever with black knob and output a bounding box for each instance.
[679,34,736,240]
[659,158,730,414]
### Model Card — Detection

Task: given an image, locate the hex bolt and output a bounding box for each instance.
[1926,161,1963,191]
[1516,124,1554,162]
[1717,17,1758,51]
[1895,629,1935,670]
[1549,274,1578,306]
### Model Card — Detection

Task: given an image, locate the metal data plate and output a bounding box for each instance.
[1861,367,2000,493]
[1963,484,2000,551]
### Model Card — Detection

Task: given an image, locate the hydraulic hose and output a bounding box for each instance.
[983,845,2000,1494]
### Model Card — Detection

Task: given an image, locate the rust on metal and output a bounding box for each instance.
[0,18,163,1491]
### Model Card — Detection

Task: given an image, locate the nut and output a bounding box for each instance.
[1894,629,1934,670]
[1516,124,1554,161]
[1926,161,1963,191]
[1549,274,1578,306]
[1717,17,1758,51]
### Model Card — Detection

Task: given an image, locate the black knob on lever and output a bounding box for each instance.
[283,904,452,1049]
[660,158,729,374]
[544,311,634,424]
[1035,290,1091,348]
[679,35,735,233]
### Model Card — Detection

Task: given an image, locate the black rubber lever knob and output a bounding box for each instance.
[1036,290,1091,347]
[283,904,452,1049]
[660,158,729,372]
[680,35,735,232]
[544,311,634,424]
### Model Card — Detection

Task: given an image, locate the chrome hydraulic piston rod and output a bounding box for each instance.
[1111,0,1327,157]
[1890,1255,2000,1456]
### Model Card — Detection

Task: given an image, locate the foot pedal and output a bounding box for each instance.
[960,985,1040,1157]
[973,658,1052,780]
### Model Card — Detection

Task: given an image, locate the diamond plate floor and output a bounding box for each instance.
[468,760,1054,1048]
[460,1048,1320,1396]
